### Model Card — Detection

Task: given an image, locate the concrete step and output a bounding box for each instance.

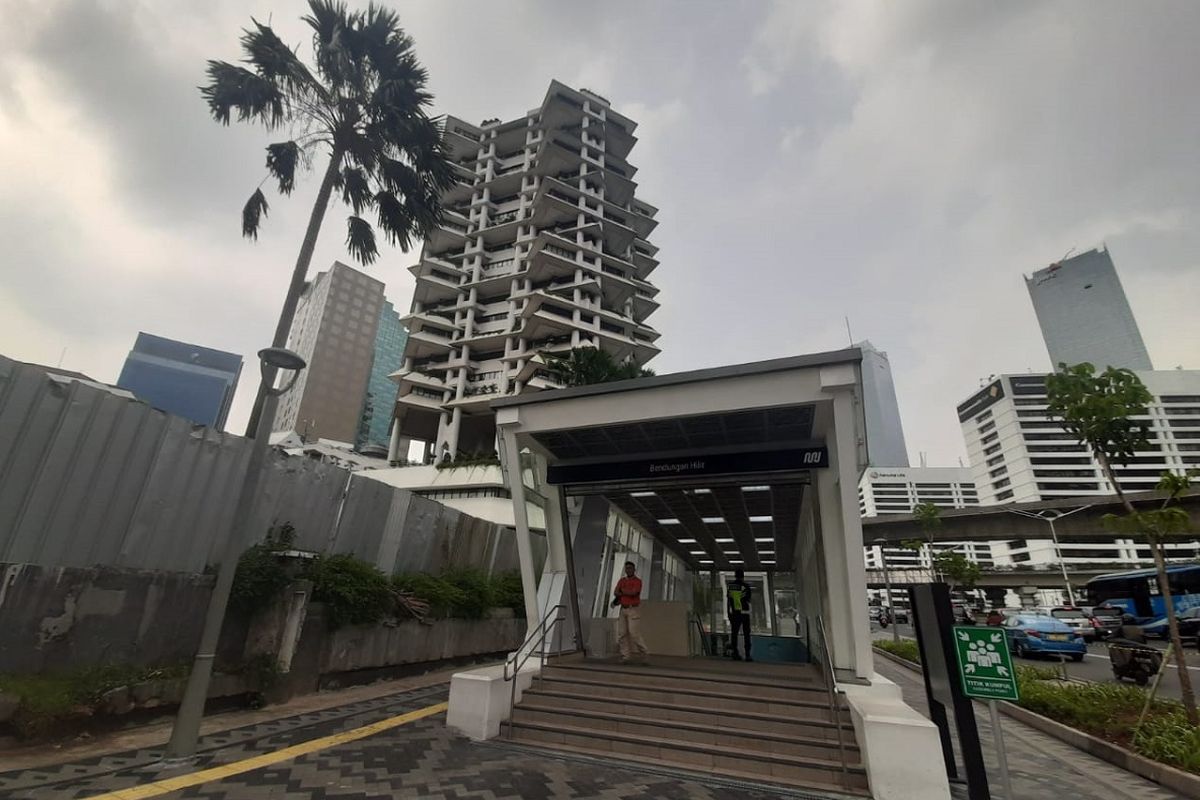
[535,674,850,723]
[543,661,826,701]
[503,717,870,795]
[512,701,861,762]
[522,686,854,740]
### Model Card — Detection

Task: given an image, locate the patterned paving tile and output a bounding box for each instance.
[875,659,1184,800]
[2,664,1188,800]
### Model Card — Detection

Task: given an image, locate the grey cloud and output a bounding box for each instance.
[1,0,1197,459]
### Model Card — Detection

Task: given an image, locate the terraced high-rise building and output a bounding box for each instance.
[391,81,662,462]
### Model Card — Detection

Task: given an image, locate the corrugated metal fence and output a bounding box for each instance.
[0,357,531,575]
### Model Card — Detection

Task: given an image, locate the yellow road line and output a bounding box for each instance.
[89,701,449,800]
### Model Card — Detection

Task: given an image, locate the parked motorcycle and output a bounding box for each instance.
[1108,638,1163,686]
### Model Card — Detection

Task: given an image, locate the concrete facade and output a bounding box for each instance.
[275,262,385,444]
[393,81,662,462]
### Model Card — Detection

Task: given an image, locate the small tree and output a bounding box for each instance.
[901,502,942,580]
[1047,362,1198,725]
[543,347,654,387]
[933,550,982,596]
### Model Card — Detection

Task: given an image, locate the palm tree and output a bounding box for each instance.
[202,0,454,435]
[543,347,655,387]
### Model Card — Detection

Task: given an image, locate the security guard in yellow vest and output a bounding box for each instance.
[726,568,753,661]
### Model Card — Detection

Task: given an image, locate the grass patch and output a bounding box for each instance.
[0,664,188,739]
[874,638,921,664]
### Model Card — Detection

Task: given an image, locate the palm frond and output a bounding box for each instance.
[345,215,378,265]
[242,188,269,239]
[340,167,372,214]
[374,190,413,251]
[305,0,359,92]
[241,20,322,98]
[265,141,301,195]
[201,61,284,127]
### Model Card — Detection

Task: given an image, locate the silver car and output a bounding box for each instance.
[1050,606,1096,641]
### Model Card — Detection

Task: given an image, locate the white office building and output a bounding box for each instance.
[1025,246,1153,371]
[859,466,987,609]
[391,81,661,464]
[957,370,1200,567]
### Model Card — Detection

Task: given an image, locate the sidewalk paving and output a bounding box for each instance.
[873,656,1185,800]
[2,655,1185,800]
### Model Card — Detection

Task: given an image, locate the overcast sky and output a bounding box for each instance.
[1,0,1197,465]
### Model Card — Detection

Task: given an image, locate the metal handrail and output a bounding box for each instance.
[690,612,710,656]
[815,615,850,777]
[503,604,566,738]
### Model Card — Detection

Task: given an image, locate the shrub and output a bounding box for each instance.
[392,572,466,617]
[305,554,394,629]
[874,638,921,664]
[442,568,494,619]
[392,569,526,619]
[1014,667,1200,772]
[491,570,526,618]
[229,522,296,616]
[434,452,501,471]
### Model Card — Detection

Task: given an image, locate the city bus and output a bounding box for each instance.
[1085,564,1200,622]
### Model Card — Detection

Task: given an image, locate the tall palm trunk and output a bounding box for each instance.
[1098,451,1198,725]
[244,150,344,437]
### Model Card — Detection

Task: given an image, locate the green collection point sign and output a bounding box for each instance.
[952,625,1019,702]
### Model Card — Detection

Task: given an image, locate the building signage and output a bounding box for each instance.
[955,380,1005,423]
[546,446,829,485]
[951,626,1019,701]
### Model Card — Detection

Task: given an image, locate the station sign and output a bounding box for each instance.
[546,446,829,485]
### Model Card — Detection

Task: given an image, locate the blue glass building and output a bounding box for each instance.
[117,333,243,430]
[357,301,408,450]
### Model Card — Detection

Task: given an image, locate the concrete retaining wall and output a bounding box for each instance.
[0,563,214,673]
[319,615,525,675]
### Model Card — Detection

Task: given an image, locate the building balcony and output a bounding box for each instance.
[443,116,481,153]
[401,309,459,336]
[449,160,477,182]
[393,369,446,391]
[631,241,659,278]
[396,387,446,411]
[442,176,475,206]
[406,328,455,358]
[426,215,469,252]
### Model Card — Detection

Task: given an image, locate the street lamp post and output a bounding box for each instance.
[873,538,900,643]
[166,348,306,761]
[1007,506,1092,608]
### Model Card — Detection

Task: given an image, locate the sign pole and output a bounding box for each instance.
[952,624,1021,799]
[988,700,1014,799]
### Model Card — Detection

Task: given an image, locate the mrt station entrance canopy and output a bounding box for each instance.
[491,348,876,680]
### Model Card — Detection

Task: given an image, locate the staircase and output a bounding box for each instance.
[503,657,869,796]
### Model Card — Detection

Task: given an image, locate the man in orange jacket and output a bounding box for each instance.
[613,561,649,664]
